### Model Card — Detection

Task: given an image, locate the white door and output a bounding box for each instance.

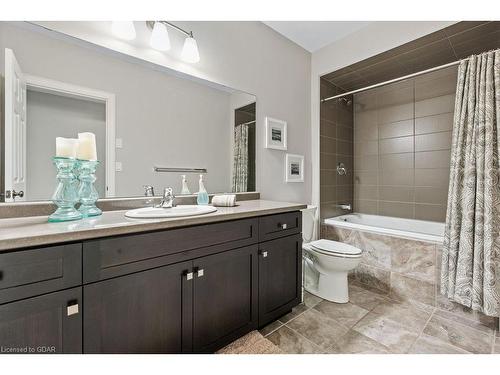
[4,48,27,202]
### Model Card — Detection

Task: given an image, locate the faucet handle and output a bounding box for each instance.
[163,187,173,197]
[143,185,155,197]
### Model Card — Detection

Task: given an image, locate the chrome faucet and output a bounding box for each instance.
[336,203,352,211]
[156,187,176,208]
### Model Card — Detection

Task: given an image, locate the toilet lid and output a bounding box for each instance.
[310,239,362,256]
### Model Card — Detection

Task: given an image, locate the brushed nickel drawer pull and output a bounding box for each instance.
[67,303,79,316]
[280,223,287,230]
[197,269,204,278]
[262,251,268,258]
[186,272,193,280]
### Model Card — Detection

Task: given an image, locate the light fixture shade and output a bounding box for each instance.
[111,21,136,40]
[181,37,200,63]
[150,22,171,51]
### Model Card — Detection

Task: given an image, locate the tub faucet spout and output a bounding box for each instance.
[336,203,352,211]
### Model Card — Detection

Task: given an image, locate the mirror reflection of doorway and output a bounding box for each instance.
[26,90,106,200]
[232,102,256,192]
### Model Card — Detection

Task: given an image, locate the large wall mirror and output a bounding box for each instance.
[0,22,256,203]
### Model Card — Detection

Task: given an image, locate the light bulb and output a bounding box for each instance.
[111,21,136,40]
[150,22,171,51]
[181,36,200,63]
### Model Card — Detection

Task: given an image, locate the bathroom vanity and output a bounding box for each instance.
[0,200,304,353]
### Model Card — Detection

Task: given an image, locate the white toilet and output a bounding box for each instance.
[301,206,363,303]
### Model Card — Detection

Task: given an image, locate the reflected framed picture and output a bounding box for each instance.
[265,117,287,150]
[285,154,304,183]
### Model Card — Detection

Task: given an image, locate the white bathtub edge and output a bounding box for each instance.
[324,217,444,244]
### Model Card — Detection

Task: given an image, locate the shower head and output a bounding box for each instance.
[338,97,352,106]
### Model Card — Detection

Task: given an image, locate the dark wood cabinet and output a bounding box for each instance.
[258,234,302,327]
[0,210,302,354]
[192,245,258,353]
[0,243,81,304]
[83,260,192,353]
[0,287,82,354]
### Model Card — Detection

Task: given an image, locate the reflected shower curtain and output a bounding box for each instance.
[441,49,500,317]
[232,124,249,192]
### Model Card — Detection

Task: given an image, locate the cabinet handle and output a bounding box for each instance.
[196,269,204,278]
[186,272,194,280]
[278,223,287,230]
[261,251,268,258]
[67,303,79,316]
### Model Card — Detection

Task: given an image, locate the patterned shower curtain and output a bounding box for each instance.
[232,124,249,192]
[441,49,500,317]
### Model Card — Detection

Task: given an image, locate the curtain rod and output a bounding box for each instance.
[321,59,461,103]
[236,120,256,126]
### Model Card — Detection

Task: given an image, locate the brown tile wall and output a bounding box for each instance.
[353,66,457,222]
[319,78,354,220]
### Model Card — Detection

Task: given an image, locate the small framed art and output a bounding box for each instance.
[265,117,287,150]
[285,153,304,183]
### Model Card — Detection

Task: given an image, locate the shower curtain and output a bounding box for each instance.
[232,124,249,192]
[441,49,500,317]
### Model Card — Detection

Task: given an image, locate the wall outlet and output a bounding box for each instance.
[115,162,123,172]
[116,138,123,148]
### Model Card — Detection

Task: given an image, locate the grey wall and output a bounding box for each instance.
[353,66,457,222]
[26,90,106,200]
[0,22,248,198]
[32,21,312,204]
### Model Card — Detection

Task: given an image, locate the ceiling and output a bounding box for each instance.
[263,21,372,52]
[322,21,500,93]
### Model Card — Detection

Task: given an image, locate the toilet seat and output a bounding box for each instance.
[307,239,362,258]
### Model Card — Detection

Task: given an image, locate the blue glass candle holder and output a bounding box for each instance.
[77,159,102,217]
[48,157,83,222]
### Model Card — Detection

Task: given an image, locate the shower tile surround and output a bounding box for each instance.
[353,66,456,221]
[319,21,500,220]
[319,79,354,219]
[321,224,499,336]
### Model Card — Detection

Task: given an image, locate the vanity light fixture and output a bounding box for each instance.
[181,36,200,63]
[111,21,136,40]
[146,21,200,63]
[150,21,171,51]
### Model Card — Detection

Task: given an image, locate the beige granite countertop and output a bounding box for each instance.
[0,200,306,251]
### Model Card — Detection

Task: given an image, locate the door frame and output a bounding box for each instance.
[24,74,116,197]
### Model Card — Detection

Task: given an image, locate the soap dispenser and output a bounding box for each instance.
[196,174,209,205]
[180,175,191,195]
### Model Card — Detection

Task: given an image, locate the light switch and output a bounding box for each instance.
[115,162,123,172]
[116,138,123,148]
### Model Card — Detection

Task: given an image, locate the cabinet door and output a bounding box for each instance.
[0,287,82,354]
[83,261,192,354]
[258,234,302,327]
[192,245,258,353]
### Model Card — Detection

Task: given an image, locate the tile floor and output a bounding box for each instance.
[261,282,499,354]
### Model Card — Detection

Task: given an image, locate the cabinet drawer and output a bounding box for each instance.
[259,211,301,242]
[83,218,258,282]
[0,244,82,305]
[0,287,82,353]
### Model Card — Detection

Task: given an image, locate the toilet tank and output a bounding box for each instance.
[301,206,317,244]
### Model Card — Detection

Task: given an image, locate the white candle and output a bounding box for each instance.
[56,137,79,158]
[77,132,97,161]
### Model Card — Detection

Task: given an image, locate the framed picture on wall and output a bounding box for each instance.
[285,154,304,183]
[265,117,287,150]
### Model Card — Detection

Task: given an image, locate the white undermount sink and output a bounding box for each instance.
[125,205,217,219]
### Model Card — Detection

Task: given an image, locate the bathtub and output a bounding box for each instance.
[324,213,445,243]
